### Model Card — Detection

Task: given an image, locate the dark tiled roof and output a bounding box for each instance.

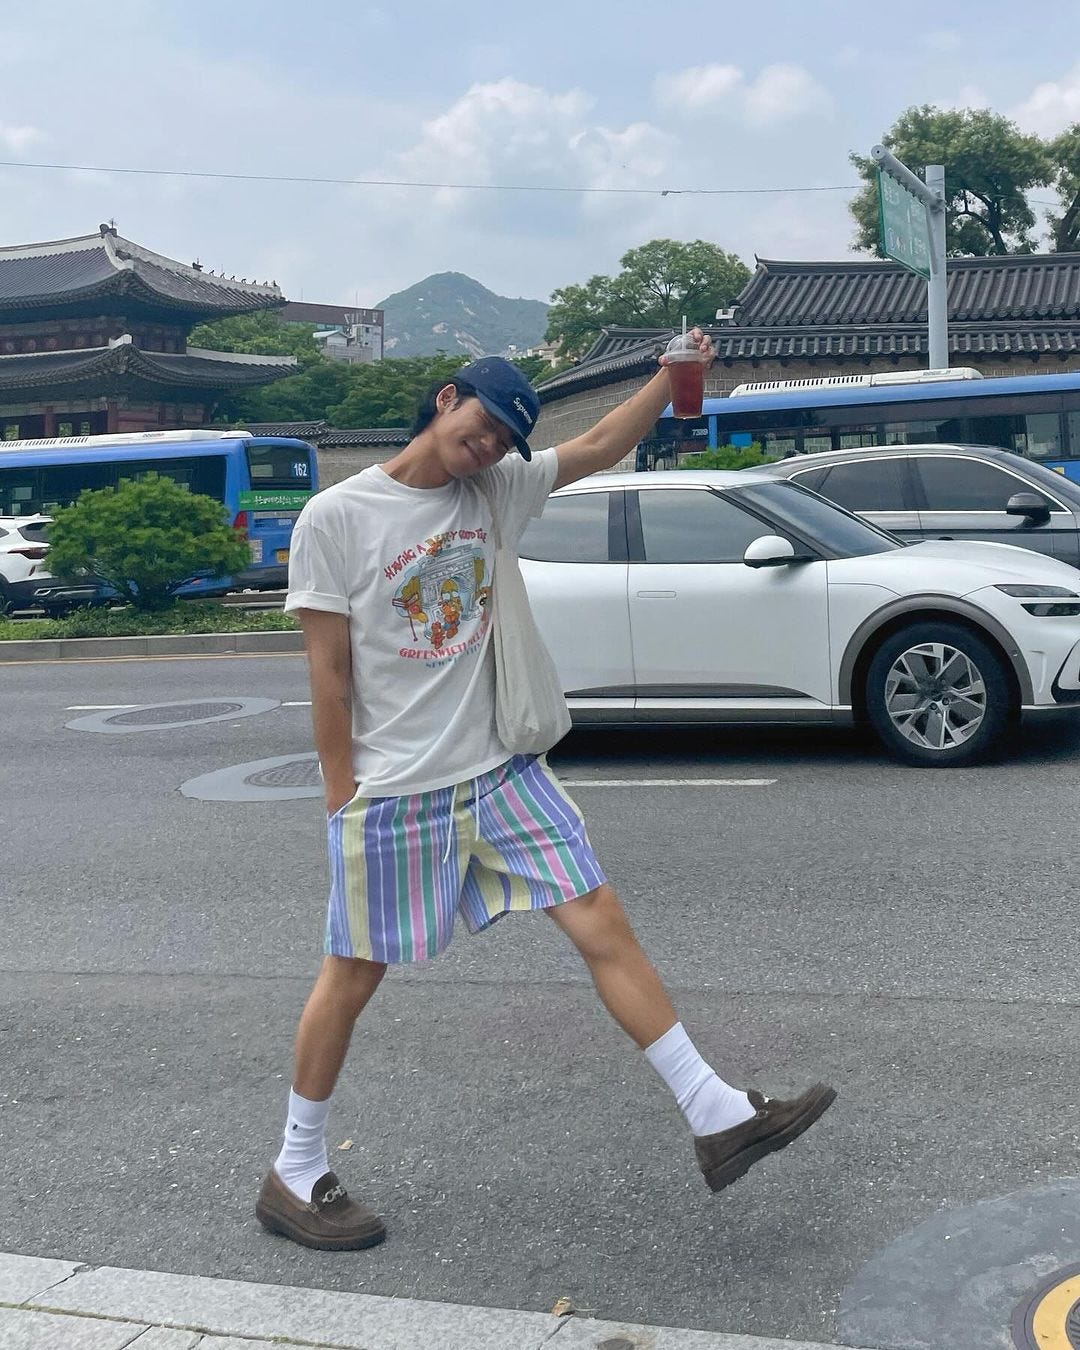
[237,420,329,438]
[0,343,296,394]
[228,421,410,447]
[537,252,1080,401]
[0,227,285,319]
[737,254,1080,327]
[318,427,411,447]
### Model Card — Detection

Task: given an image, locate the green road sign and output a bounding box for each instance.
[238,489,312,511]
[878,167,932,280]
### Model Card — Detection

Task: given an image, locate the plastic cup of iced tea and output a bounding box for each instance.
[665,334,706,418]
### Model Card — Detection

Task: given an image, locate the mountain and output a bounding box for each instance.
[376,272,549,359]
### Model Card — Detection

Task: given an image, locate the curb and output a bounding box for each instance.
[0,629,304,662]
[0,1252,870,1350]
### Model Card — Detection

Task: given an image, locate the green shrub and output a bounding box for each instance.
[0,600,298,642]
[677,442,772,471]
[45,474,252,612]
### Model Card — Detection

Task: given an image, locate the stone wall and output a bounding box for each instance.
[315,446,399,489]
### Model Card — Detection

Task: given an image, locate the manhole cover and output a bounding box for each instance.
[246,759,322,789]
[180,752,322,802]
[1012,1263,1080,1349]
[108,701,245,726]
[67,697,279,734]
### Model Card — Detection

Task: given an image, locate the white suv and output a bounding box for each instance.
[0,516,103,617]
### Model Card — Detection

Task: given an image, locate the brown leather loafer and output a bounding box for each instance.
[255,1169,386,1251]
[695,1083,837,1193]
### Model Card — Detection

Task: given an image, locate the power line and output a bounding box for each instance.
[0,157,863,197]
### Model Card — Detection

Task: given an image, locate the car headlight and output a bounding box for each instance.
[995,584,1080,598]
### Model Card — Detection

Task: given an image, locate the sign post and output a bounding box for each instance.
[872,145,948,371]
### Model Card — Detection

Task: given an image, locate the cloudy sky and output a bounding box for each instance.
[2,0,1079,310]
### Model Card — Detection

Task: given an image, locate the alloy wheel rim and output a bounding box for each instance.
[883,642,987,751]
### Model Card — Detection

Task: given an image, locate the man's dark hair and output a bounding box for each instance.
[410,377,478,438]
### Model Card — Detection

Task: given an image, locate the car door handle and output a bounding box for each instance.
[636,590,676,598]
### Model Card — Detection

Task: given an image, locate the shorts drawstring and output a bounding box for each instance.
[441,778,481,865]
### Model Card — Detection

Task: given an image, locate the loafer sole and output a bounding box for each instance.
[255,1200,387,1251]
[702,1085,837,1193]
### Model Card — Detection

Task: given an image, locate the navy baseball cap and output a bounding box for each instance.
[455,357,539,460]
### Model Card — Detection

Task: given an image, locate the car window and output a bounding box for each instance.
[638,488,773,564]
[788,467,829,493]
[814,458,907,512]
[519,491,612,563]
[914,456,1062,512]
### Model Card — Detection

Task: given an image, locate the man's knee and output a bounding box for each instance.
[318,955,387,1009]
[549,883,635,961]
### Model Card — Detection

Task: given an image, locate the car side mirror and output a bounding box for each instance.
[744,535,799,568]
[1006,492,1051,522]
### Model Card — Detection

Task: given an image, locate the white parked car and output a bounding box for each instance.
[518,470,1080,766]
[0,515,102,617]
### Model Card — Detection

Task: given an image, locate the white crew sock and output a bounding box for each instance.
[644,1022,757,1137]
[274,1088,332,1202]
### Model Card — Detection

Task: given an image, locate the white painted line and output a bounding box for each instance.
[65,704,139,710]
[280,700,311,706]
[561,778,776,787]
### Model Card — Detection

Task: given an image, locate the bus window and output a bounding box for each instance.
[1017,413,1062,459]
[37,461,114,510]
[884,419,941,445]
[802,434,832,454]
[838,427,880,449]
[246,441,313,488]
[118,456,226,499]
[758,431,797,458]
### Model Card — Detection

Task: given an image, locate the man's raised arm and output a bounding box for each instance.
[552,328,714,491]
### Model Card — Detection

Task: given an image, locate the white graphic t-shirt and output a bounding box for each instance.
[285,447,558,797]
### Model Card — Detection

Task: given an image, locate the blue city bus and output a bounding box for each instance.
[0,429,317,595]
[652,368,1080,482]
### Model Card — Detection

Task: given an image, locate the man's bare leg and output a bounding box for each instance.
[547,883,756,1133]
[292,955,387,1101]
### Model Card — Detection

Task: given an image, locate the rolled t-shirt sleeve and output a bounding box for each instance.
[284,514,350,615]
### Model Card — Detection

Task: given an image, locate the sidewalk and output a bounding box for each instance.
[0,1251,870,1350]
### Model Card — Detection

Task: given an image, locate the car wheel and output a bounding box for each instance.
[865,621,1013,767]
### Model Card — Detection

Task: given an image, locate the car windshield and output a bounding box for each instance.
[730,480,901,558]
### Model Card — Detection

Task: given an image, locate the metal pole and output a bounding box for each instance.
[872,147,948,372]
[924,164,948,371]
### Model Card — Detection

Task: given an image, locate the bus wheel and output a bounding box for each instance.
[865,621,1012,767]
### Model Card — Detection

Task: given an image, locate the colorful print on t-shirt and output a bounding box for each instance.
[387,526,492,666]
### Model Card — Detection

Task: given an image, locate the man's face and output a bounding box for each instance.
[435,388,515,476]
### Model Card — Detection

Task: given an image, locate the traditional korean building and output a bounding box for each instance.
[0,224,297,439]
[533,251,1080,452]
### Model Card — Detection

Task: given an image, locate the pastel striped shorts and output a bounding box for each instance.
[325,754,606,963]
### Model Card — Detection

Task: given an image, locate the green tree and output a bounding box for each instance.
[677,443,770,470]
[188,310,322,366]
[230,358,356,425]
[850,106,1052,256]
[1048,123,1080,252]
[327,353,552,428]
[545,239,751,359]
[46,474,251,612]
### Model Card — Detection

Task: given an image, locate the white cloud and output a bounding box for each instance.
[1014,63,1080,136]
[0,124,44,155]
[654,62,832,127]
[744,64,833,127]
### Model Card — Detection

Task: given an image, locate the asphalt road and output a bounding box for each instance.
[3,653,1080,1349]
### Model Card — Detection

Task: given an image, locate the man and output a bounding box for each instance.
[255,334,836,1250]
